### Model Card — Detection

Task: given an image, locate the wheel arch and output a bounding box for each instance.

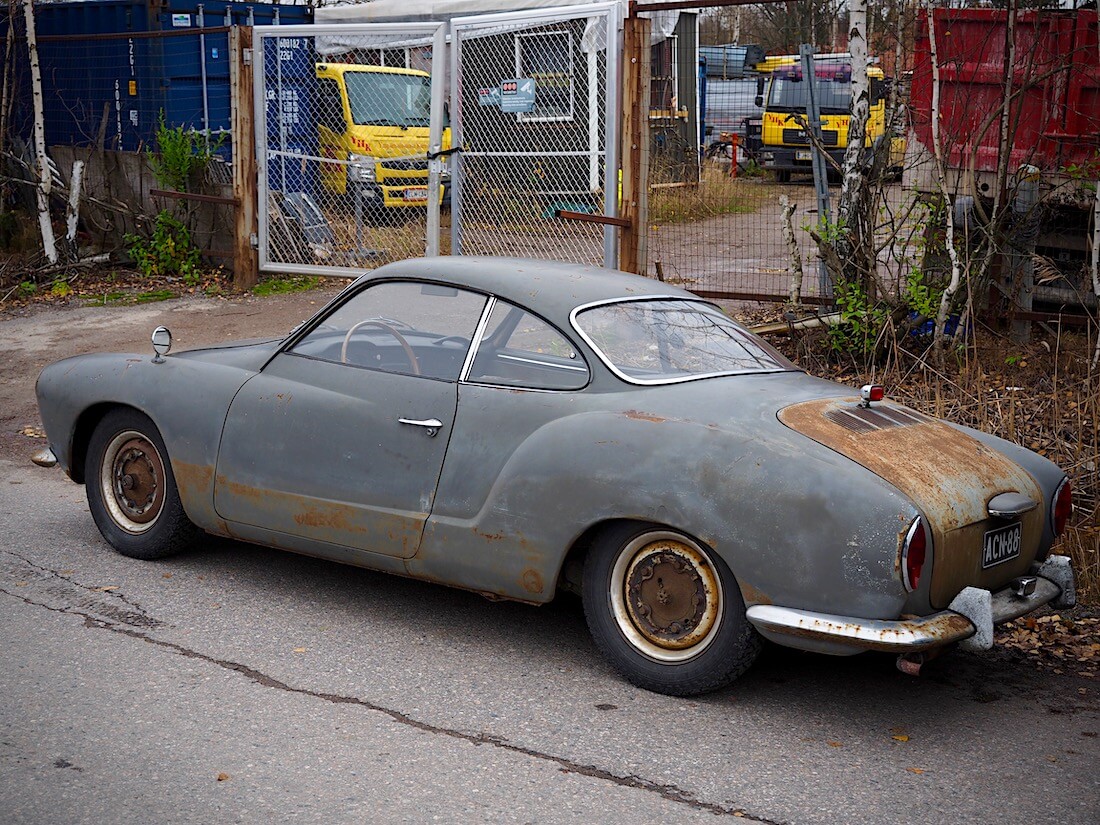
[554,518,736,599]
[70,402,149,484]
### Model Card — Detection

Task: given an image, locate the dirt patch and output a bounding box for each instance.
[0,278,344,462]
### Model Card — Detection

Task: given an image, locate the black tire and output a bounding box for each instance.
[582,523,761,696]
[85,408,201,560]
[774,169,792,184]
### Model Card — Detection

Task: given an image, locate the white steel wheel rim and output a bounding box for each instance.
[99,429,165,535]
[609,531,724,663]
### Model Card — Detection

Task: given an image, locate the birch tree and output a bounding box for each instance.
[23,0,58,264]
[927,3,964,365]
[836,0,868,225]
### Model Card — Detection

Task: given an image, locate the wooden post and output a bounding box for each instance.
[619,15,650,276]
[230,26,258,290]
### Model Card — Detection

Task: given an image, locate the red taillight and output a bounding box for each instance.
[902,518,928,592]
[1052,478,1073,537]
[860,384,885,405]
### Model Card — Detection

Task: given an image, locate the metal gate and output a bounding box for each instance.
[254,23,447,276]
[450,4,621,268]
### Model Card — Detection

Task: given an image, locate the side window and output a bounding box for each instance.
[318,78,345,133]
[467,300,588,390]
[290,281,487,381]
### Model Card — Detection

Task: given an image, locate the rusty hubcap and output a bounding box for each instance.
[100,431,164,534]
[610,532,723,663]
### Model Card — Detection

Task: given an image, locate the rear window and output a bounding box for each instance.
[572,299,795,384]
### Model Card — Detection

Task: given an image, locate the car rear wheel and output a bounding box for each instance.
[582,523,761,696]
[85,408,201,560]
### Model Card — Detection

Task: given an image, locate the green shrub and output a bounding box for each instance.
[125,211,202,283]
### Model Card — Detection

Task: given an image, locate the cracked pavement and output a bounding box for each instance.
[2,295,1099,823]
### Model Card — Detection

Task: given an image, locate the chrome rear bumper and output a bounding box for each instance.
[745,557,1075,654]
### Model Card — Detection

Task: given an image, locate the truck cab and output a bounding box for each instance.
[315,63,450,216]
[757,60,886,182]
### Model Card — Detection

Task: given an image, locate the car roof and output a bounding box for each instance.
[358,257,699,323]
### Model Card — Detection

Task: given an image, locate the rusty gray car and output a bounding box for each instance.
[33,257,1076,695]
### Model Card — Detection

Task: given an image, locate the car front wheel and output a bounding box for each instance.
[582,523,761,695]
[85,408,201,560]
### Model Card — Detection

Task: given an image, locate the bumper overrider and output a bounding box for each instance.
[746,556,1076,654]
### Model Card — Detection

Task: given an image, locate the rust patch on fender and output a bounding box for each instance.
[622,410,667,423]
[738,580,773,606]
[521,568,544,594]
[173,461,213,500]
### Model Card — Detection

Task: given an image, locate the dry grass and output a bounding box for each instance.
[783,324,1100,606]
[647,164,774,224]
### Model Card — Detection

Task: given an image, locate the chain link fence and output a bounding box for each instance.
[450,5,619,268]
[256,23,447,274]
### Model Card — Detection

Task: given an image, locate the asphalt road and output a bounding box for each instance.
[2,460,1098,824]
[1,294,1099,823]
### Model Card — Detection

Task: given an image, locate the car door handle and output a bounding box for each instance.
[398,417,443,437]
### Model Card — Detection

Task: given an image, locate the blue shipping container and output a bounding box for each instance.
[27,1,312,154]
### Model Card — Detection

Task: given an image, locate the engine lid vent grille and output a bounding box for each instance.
[824,404,928,434]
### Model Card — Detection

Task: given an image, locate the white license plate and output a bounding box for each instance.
[403,187,429,202]
[982,522,1022,569]
[795,150,811,161]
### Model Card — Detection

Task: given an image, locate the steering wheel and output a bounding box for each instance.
[341,319,420,376]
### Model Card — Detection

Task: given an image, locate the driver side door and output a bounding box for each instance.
[214,280,487,558]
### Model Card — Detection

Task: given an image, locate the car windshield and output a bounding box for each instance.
[344,71,433,128]
[573,299,796,383]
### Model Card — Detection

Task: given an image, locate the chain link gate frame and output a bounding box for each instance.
[253,22,447,277]
[450,3,622,269]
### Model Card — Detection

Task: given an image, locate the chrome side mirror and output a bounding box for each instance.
[151,326,172,363]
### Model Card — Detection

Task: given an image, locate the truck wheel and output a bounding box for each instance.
[582,523,761,696]
[85,408,201,560]
[774,170,791,183]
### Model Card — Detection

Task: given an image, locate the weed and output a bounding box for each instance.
[149,113,224,192]
[827,280,888,357]
[133,289,175,303]
[16,281,36,297]
[125,211,203,284]
[252,275,321,296]
[49,280,73,298]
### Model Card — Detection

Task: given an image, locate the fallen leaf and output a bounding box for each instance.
[827,741,842,748]
[892,735,910,742]
[216,773,230,782]
[293,647,307,653]
[907,767,925,775]
[162,573,173,579]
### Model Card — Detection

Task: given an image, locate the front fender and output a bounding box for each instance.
[35,351,256,533]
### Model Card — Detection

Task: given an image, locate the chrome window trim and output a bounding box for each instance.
[497,352,588,373]
[569,296,792,386]
[458,295,497,383]
[460,297,591,392]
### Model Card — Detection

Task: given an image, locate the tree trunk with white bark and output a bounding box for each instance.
[23,0,58,264]
[928,3,964,364]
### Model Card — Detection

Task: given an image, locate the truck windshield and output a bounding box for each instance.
[768,76,851,114]
[344,72,433,128]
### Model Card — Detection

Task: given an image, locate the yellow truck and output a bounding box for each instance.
[754,58,890,182]
[315,62,449,217]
